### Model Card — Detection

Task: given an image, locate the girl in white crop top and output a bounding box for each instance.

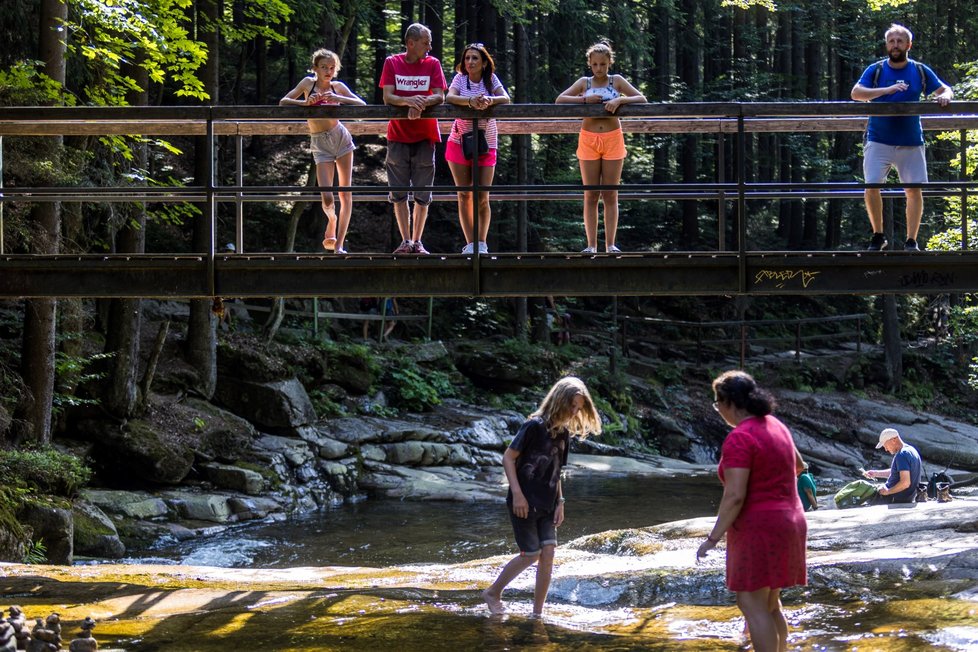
[556,42,647,254]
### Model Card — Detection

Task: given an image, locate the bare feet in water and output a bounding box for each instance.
[482,589,504,615]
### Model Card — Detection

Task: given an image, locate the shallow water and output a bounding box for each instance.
[132,474,723,568]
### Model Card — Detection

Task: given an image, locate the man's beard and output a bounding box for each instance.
[889,49,908,63]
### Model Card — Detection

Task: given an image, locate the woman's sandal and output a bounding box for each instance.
[322,206,338,251]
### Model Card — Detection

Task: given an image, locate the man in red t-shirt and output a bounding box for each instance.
[380,23,447,255]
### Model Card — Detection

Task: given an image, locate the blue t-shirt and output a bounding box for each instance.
[857,59,945,146]
[885,444,922,503]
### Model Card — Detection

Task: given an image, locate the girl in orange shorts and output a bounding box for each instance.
[557,42,646,253]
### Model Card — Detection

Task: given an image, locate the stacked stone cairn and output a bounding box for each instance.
[0,609,98,652]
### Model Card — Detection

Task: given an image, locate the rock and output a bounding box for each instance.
[317,459,359,495]
[183,398,259,463]
[200,463,264,495]
[410,340,451,363]
[227,496,282,521]
[295,426,349,459]
[359,461,504,502]
[72,500,125,559]
[68,616,98,652]
[87,418,195,484]
[17,501,73,565]
[256,435,315,468]
[322,348,375,395]
[81,489,168,520]
[452,340,559,392]
[159,491,233,523]
[215,377,317,434]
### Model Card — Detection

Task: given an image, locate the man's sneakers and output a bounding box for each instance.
[904,238,921,252]
[393,240,431,254]
[867,233,888,251]
[393,240,414,254]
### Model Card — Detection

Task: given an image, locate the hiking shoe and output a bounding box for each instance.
[413,241,430,255]
[477,241,489,254]
[581,246,597,254]
[461,243,474,254]
[866,233,888,251]
[393,240,414,254]
[606,244,622,253]
[904,238,921,252]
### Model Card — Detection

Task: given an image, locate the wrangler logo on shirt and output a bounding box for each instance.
[395,75,430,92]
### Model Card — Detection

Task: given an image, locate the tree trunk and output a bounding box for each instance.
[187,0,220,399]
[18,0,68,444]
[371,0,387,105]
[678,0,700,248]
[102,64,150,419]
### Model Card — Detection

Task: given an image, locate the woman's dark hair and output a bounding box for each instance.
[712,370,776,417]
[454,43,495,78]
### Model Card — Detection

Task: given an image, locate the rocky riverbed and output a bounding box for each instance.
[2,495,976,651]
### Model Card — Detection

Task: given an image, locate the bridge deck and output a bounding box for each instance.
[1,251,972,299]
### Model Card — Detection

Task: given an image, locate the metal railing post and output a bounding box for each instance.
[717,126,726,251]
[236,134,244,253]
[737,109,747,292]
[962,129,970,250]
[206,109,216,296]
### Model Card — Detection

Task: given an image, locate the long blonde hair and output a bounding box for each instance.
[530,376,602,438]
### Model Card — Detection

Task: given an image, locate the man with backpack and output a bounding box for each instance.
[862,428,922,504]
[851,23,953,252]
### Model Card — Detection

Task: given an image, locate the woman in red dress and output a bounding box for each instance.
[696,370,807,652]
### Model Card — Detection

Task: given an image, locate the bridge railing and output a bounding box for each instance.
[1,102,978,298]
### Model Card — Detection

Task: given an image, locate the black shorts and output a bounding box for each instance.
[508,503,557,556]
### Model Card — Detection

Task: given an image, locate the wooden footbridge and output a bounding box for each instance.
[1,102,976,299]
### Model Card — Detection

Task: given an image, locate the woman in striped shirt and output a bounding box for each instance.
[445,43,510,254]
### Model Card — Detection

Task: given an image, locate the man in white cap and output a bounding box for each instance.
[861,428,922,503]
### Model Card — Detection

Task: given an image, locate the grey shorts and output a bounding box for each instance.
[310,123,355,164]
[386,140,436,205]
[863,141,928,185]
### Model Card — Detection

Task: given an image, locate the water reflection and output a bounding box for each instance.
[135,474,722,568]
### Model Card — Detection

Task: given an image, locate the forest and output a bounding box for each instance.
[1,0,977,448]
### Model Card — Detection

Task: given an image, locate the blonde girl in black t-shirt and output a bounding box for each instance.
[481,376,601,616]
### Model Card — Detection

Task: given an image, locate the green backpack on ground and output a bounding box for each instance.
[834,480,879,509]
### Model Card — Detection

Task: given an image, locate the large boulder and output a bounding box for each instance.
[183,398,259,463]
[200,463,264,495]
[81,489,168,520]
[17,500,73,565]
[72,500,125,559]
[87,418,196,485]
[321,348,375,395]
[453,340,560,392]
[215,377,316,433]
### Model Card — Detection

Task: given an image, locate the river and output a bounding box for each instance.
[128,474,723,568]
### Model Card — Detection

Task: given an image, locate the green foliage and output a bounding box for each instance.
[0,448,92,498]
[192,416,206,432]
[0,60,72,106]
[66,0,209,102]
[948,306,978,347]
[309,388,348,418]
[52,344,112,417]
[22,538,47,565]
[384,363,455,412]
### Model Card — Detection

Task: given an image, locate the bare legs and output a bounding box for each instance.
[579,158,624,251]
[448,160,495,248]
[863,187,923,241]
[393,201,431,244]
[316,151,353,252]
[482,545,556,616]
[736,587,789,652]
